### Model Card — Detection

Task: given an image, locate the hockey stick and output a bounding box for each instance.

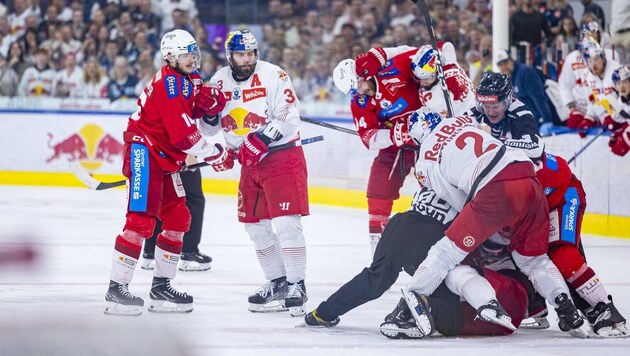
[411,0,455,118]
[567,129,605,164]
[70,135,324,190]
[300,116,359,136]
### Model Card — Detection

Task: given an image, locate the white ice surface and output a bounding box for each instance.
[0,186,629,356]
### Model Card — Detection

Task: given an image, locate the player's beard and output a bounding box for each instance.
[232,62,256,81]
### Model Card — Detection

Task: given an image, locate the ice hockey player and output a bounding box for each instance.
[303,187,532,339]
[200,30,309,316]
[104,29,229,315]
[332,52,420,257]
[401,109,590,338]
[470,72,628,337]
[609,65,630,156]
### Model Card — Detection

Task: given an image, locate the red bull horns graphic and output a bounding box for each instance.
[47,124,124,171]
[221,108,267,136]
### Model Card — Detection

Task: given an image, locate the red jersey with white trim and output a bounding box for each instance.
[414,115,532,211]
[208,60,301,150]
[127,65,209,172]
[350,49,422,150]
[536,152,573,211]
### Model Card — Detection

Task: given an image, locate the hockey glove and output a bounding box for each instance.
[390,119,412,147]
[566,108,585,129]
[576,116,598,138]
[211,147,236,172]
[192,85,226,119]
[238,132,269,167]
[355,48,387,79]
[202,143,229,165]
[602,116,624,132]
[610,126,630,157]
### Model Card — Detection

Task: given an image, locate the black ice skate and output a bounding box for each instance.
[379,297,424,339]
[520,308,550,329]
[586,295,629,338]
[285,280,308,317]
[476,299,516,331]
[248,276,288,313]
[304,308,340,327]
[148,277,193,313]
[140,251,155,270]
[104,280,144,316]
[178,252,212,272]
[555,293,589,338]
[401,289,435,337]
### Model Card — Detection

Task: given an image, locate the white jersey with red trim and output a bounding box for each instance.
[17,66,56,97]
[414,115,532,211]
[382,42,476,117]
[207,60,301,150]
[583,58,623,123]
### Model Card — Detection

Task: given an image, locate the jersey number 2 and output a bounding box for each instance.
[455,131,498,157]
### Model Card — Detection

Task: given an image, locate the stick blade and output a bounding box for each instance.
[68,162,126,190]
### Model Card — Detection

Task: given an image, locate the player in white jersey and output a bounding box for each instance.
[200,30,309,316]
[609,65,630,156]
[399,110,589,338]
[357,42,476,117]
[560,22,619,125]
[17,49,56,97]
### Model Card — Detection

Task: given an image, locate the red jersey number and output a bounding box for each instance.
[284,89,296,103]
[455,131,498,158]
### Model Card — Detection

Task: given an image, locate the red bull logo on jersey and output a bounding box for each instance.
[46,124,124,171]
[424,116,475,162]
[221,108,268,136]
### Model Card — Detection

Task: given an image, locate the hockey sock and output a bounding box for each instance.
[154,231,183,279]
[110,233,142,284]
[368,198,393,257]
[548,244,608,307]
[274,215,306,283]
[246,220,286,281]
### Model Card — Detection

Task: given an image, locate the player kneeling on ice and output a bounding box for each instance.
[104,29,228,316]
[399,109,590,338]
[303,186,536,338]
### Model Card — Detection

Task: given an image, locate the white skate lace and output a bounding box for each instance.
[255,281,275,298]
[165,280,188,298]
[117,284,137,299]
[287,283,303,298]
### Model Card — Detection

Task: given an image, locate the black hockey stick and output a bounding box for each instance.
[70,135,324,190]
[301,116,359,136]
[411,0,455,118]
[567,129,605,164]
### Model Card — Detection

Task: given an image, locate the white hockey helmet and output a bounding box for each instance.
[408,108,442,145]
[580,35,605,60]
[160,29,200,69]
[411,45,438,80]
[613,65,630,84]
[333,59,359,95]
[225,29,258,65]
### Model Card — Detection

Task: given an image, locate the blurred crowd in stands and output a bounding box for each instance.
[0,0,628,115]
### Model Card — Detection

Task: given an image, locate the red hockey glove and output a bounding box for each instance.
[443,63,471,103]
[192,85,226,119]
[238,132,269,167]
[602,116,624,132]
[576,116,598,138]
[390,119,412,147]
[610,130,630,156]
[566,108,585,129]
[203,143,229,164]
[210,147,236,172]
[355,48,387,79]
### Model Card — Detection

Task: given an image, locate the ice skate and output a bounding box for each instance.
[248,276,288,313]
[476,299,517,331]
[140,252,155,270]
[586,296,629,338]
[401,289,435,337]
[304,308,340,327]
[148,277,193,313]
[555,293,589,338]
[379,297,424,339]
[104,280,144,316]
[285,280,308,317]
[520,309,550,329]
[178,252,212,272]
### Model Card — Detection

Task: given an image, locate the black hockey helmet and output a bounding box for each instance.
[475,72,513,111]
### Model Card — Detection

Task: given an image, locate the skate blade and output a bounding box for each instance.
[289,306,306,317]
[178,261,211,272]
[478,309,517,332]
[520,317,550,329]
[148,300,193,314]
[140,260,155,270]
[401,288,433,336]
[566,323,590,338]
[248,301,288,313]
[104,302,142,316]
[593,324,630,338]
[379,323,424,339]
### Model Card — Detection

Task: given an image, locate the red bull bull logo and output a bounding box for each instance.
[221,108,267,136]
[46,124,124,171]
